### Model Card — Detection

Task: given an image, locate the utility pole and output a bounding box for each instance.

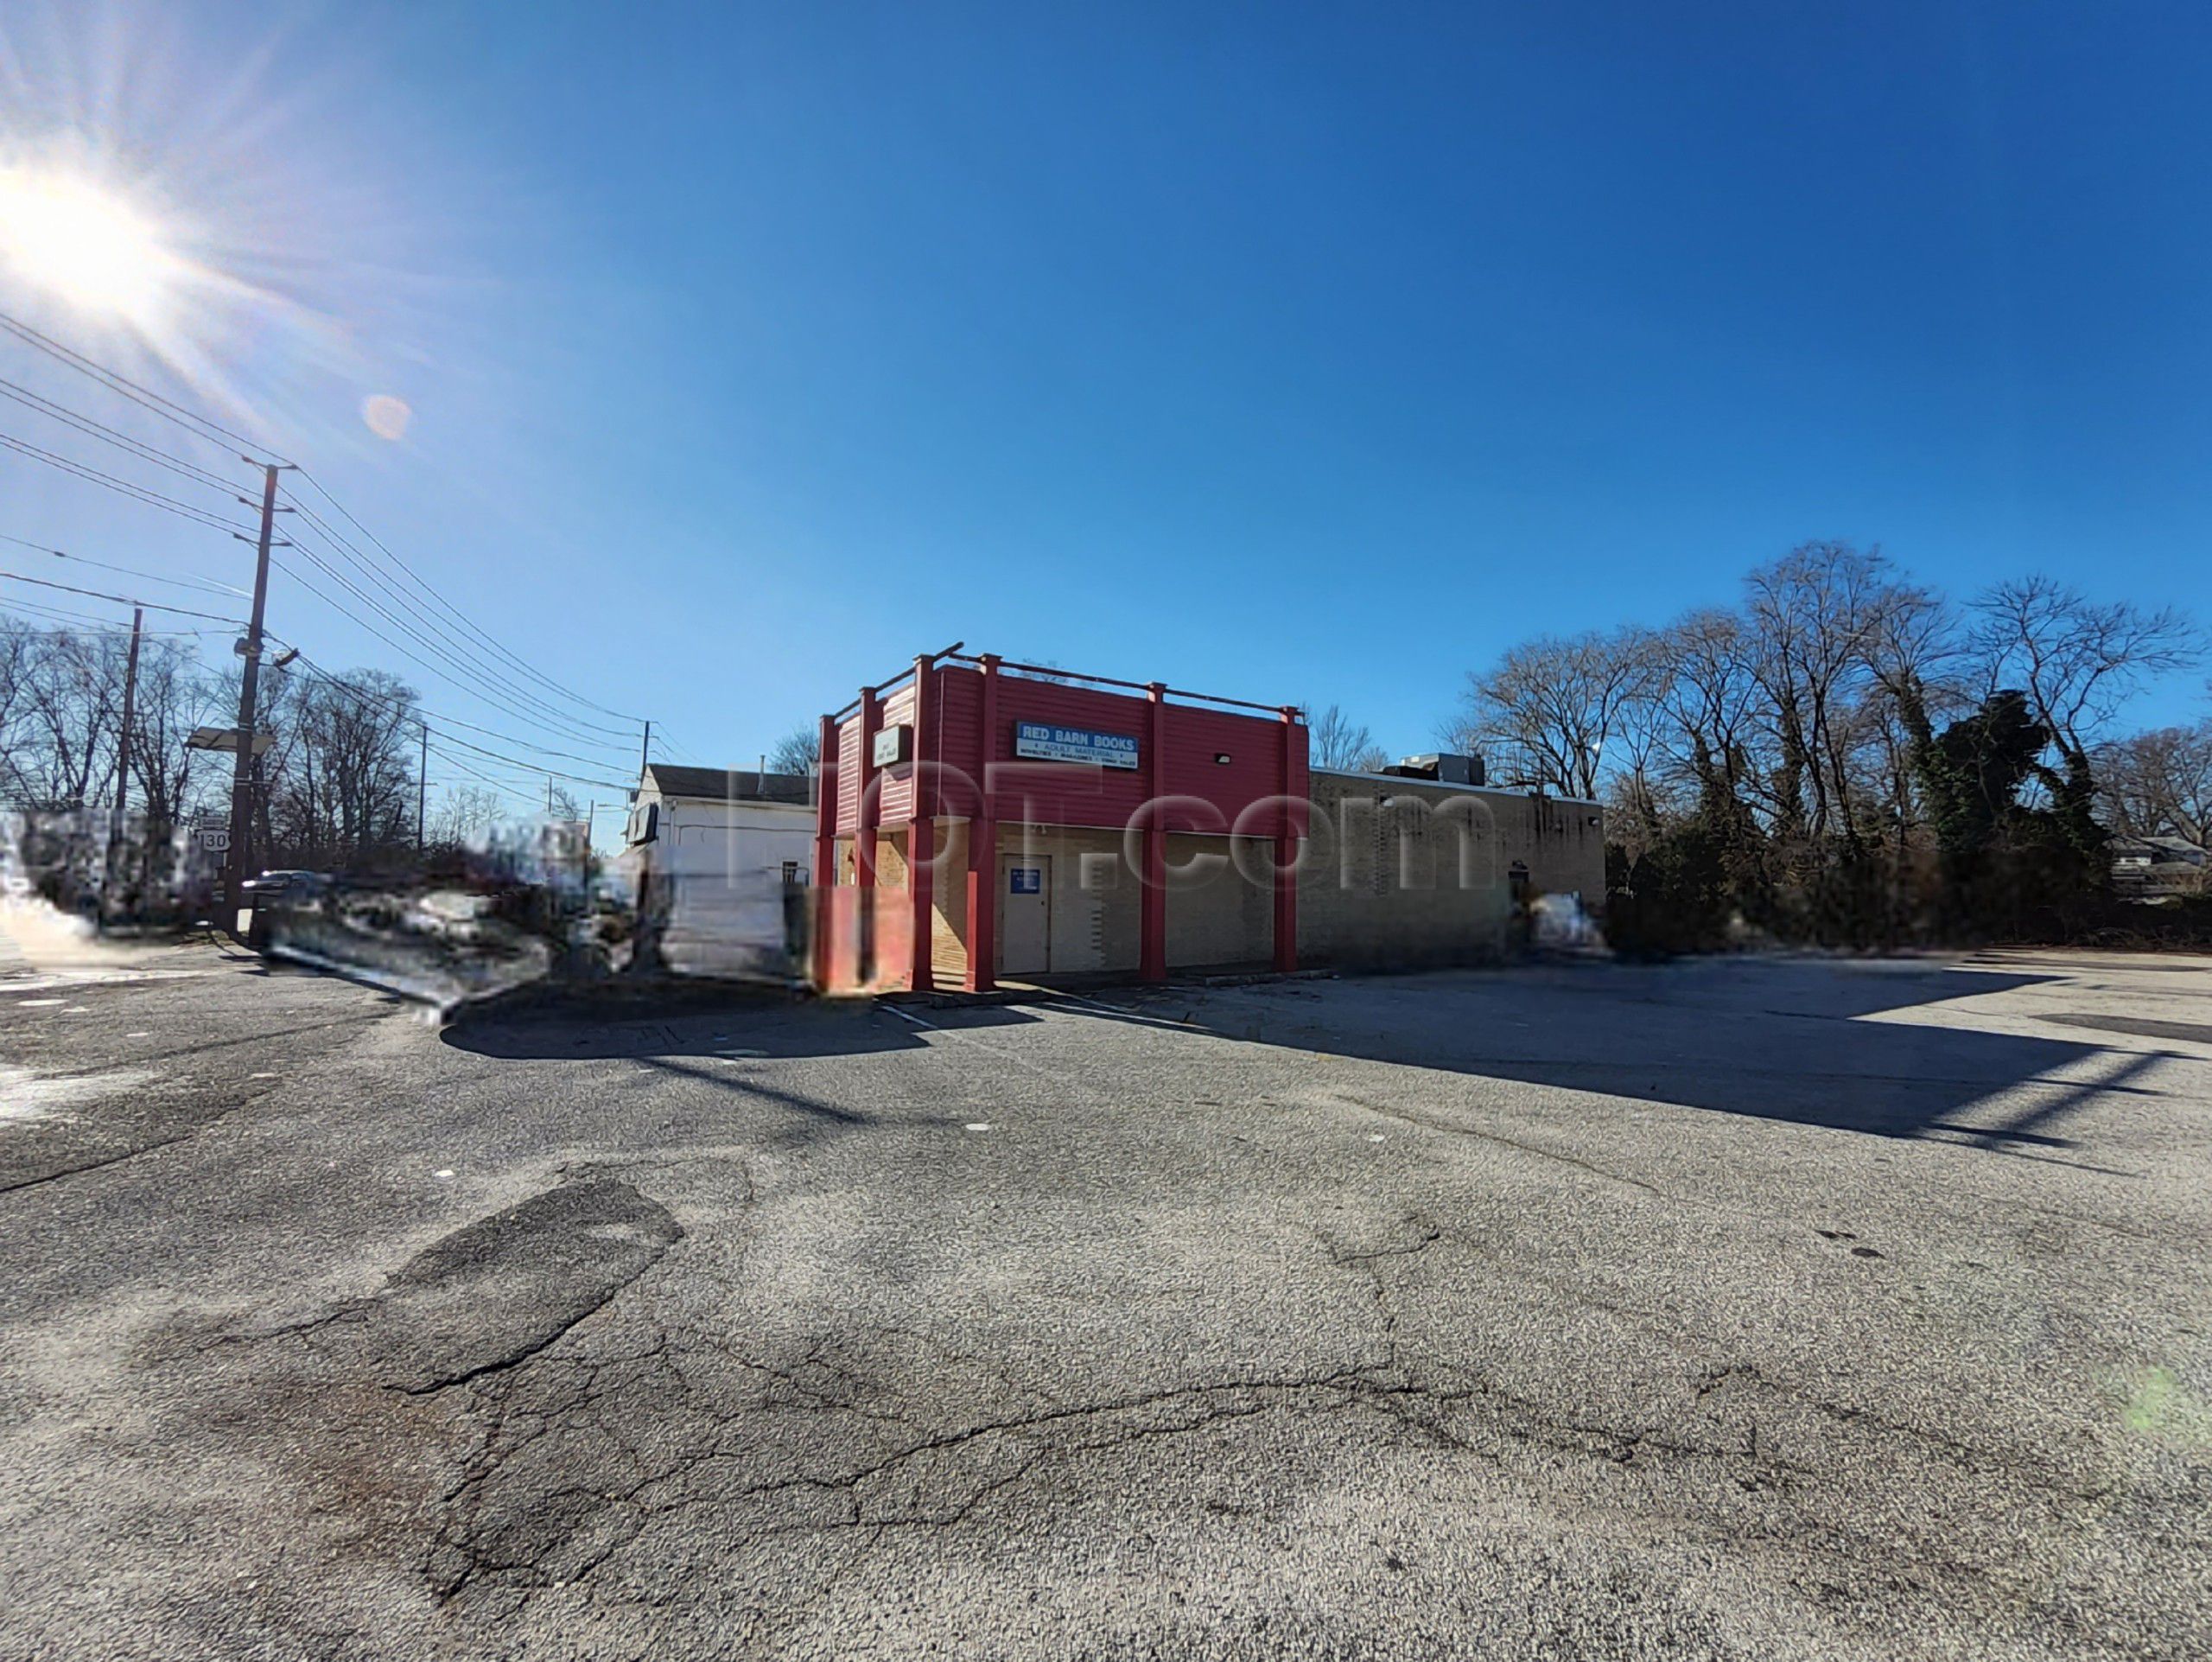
[222,462,291,922]
[416,720,428,854]
[639,719,652,786]
[104,604,143,923]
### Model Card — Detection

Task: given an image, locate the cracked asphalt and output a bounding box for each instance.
[2,937,2209,1659]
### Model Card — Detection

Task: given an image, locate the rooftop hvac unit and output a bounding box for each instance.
[1396,753,1485,786]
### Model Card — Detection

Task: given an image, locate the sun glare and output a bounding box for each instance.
[0,165,176,323]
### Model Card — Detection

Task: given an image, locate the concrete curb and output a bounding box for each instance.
[884,965,1338,1011]
[448,973,810,1025]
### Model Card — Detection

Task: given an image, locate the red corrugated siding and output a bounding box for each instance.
[834,661,1308,835]
[874,683,917,825]
[832,716,863,834]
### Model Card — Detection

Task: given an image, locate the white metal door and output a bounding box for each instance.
[999,855,1051,975]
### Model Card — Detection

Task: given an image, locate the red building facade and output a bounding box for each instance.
[813,649,1308,992]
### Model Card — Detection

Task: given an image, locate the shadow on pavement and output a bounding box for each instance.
[440,993,1040,1064]
[438,993,1047,1139]
[1033,958,2168,1163]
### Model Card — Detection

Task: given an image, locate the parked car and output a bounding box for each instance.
[241,869,331,901]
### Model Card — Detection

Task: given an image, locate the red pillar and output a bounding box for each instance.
[855,687,880,984]
[1140,682,1168,983]
[810,713,837,889]
[966,654,1001,990]
[1274,706,1300,972]
[810,712,837,990]
[855,688,880,888]
[908,657,935,992]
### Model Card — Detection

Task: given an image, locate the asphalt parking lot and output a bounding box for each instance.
[2,938,2209,1660]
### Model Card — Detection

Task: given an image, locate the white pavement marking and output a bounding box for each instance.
[16,998,62,1007]
[965,1122,992,1132]
[0,1064,156,1124]
[879,999,1142,1108]
[1,970,206,993]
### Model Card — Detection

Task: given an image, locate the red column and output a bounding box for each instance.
[908,657,935,992]
[810,712,837,990]
[855,687,880,984]
[1274,705,1300,971]
[855,688,880,888]
[810,713,836,888]
[1140,682,1168,983]
[966,654,1001,990]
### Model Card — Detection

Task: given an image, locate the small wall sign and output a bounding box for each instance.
[1013,722,1139,770]
[1009,867,1042,895]
[871,723,912,767]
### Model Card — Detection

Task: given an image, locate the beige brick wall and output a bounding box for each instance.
[996,824,1141,974]
[928,818,969,987]
[1296,773,1605,969]
[874,782,1604,984]
[1163,831,1275,969]
[1488,787,1608,903]
[944,824,1279,977]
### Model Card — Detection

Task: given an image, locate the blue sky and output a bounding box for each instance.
[3,1,2209,819]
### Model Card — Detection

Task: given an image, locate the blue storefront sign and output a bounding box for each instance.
[1012,721,1140,770]
[1009,867,1043,895]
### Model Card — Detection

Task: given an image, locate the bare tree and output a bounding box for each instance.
[2096,722,2212,844]
[0,618,34,805]
[1454,627,1654,799]
[1306,704,1388,772]
[1971,576,2205,773]
[268,671,420,865]
[768,723,819,776]
[1741,542,1916,848]
[125,638,221,833]
[8,627,128,809]
[429,785,507,847]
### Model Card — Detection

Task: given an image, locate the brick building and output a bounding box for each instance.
[812,648,1603,992]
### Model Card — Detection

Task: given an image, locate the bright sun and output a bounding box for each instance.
[0,165,175,323]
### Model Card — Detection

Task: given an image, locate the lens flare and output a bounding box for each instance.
[0,165,177,324]
[361,393,413,441]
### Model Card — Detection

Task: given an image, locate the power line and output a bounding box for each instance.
[281,502,639,748]
[287,468,645,726]
[0,598,226,638]
[423,741,573,802]
[418,730,629,793]
[654,727,712,765]
[281,648,635,772]
[0,305,287,463]
[0,375,243,494]
[0,566,244,623]
[0,429,256,535]
[270,539,639,756]
[0,309,658,772]
[423,753,546,811]
[0,531,247,598]
[287,652,632,792]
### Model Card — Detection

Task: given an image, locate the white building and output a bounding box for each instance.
[621,764,815,977]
